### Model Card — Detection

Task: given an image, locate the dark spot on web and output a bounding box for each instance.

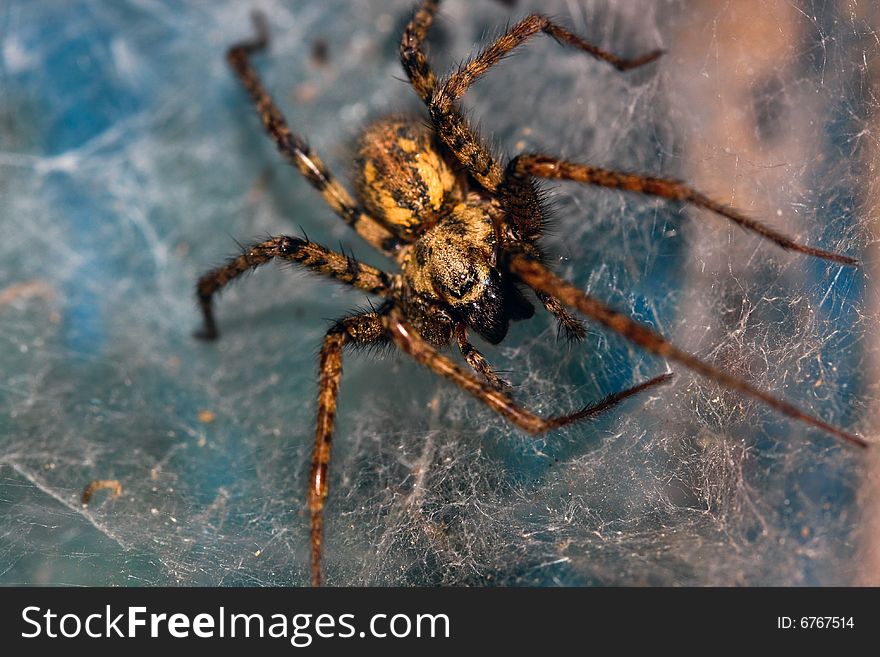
[752,74,788,144]
[311,38,329,66]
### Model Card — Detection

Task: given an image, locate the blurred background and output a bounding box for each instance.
[1,0,878,585]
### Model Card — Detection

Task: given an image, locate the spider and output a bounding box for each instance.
[195,0,867,586]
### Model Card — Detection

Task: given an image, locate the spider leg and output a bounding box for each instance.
[508,253,868,448]
[400,1,660,245]
[311,311,388,587]
[504,154,858,266]
[500,236,586,340]
[455,323,509,391]
[403,1,661,192]
[229,13,401,254]
[440,14,662,101]
[536,290,587,342]
[387,310,673,434]
[195,235,393,340]
[399,0,542,247]
[400,0,503,192]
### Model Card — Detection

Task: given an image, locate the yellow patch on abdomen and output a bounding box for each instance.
[355,116,461,237]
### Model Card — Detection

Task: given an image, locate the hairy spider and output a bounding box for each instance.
[195,0,867,586]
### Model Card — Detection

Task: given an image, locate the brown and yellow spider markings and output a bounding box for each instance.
[196,0,868,586]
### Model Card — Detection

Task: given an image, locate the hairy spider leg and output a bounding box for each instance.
[436,14,661,188]
[311,311,388,587]
[229,13,402,254]
[401,1,661,193]
[509,254,868,449]
[504,155,859,266]
[387,309,673,434]
[399,0,441,103]
[195,235,392,340]
[312,309,547,585]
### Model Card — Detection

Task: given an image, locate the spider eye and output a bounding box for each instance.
[445,268,479,300]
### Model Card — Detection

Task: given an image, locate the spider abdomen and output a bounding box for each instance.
[354,116,460,238]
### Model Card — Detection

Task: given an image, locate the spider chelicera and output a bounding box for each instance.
[195,0,866,586]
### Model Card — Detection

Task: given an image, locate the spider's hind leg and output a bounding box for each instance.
[401,1,661,192]
[508,253,867,448]
[399,0,441,103]
[387,310,673,435]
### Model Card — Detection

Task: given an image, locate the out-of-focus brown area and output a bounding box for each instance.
[666,0,819,400]
[669,0,878,584]
[668,1,812,274]
[0,280,55,307]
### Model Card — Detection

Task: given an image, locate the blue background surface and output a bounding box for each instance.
[0,0,873,585]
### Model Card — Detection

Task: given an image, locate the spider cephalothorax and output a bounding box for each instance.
[195,0,866,586]
[355,116,534,346]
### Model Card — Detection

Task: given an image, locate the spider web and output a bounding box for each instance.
[1,0,877,586]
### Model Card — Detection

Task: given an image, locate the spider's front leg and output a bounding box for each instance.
[310,311,388,587]
[228,13,400,254]
[535,290,588,343]
[508,253,868,449]
[195,236,392,340]
[386,309,672,434]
